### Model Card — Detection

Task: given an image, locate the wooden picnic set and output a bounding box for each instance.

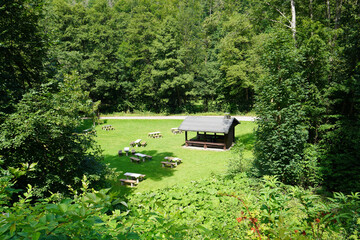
[116,130,184,187]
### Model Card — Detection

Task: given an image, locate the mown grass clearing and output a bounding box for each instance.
[94,119,256,193]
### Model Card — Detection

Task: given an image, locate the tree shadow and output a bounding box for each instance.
[78,119,110,132]
[104,149,177,197]
[76,119,94,132]
[235,133,255,151]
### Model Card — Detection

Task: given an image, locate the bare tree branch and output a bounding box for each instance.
[266,18,291,29]
[265,1,292,26]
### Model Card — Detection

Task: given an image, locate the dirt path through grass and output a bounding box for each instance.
[99,115,256,121]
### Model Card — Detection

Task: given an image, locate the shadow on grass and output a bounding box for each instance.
[78,119,111,132]
[104,149,178,197]
[235,133,255,151]
[81,119,94,129]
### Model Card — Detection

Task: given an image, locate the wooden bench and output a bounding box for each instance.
[120,179,138,187]
[141,141,147,147]
[148,132,161,138]
[171,128,182,134]
[146,155,152,160]
[130,157,141,163]
[185,140,226,150]
[165,157,182,165]
[83,128,96,135]
[102,125,114,131]
[124,173,146,182]
[161,161,177,168]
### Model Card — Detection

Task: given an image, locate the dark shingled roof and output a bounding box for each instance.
[178,116,240,134]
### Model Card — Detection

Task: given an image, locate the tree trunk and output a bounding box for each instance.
[176,87,182,108]
[327,0,331,23]
[335,0,344,30]
[204,98,209,112]
[290,0,296,41]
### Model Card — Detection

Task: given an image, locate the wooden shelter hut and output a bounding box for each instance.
[178,115,240,150]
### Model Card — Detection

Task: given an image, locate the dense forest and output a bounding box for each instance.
[0,0,359,238]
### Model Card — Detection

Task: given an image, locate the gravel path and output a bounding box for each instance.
[98,116,256,121]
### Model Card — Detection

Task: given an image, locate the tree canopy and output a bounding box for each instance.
[0,0,360,238]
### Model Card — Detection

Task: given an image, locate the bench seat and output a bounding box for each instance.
[161,161,177,168]
[120,179,138,187]
[130,157,141,163]
[185,140,226,150]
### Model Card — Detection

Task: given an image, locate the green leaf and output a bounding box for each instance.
[58,204,68,213]
[10,223,16,236]
[32,232,41,240]
[0,223,11,234]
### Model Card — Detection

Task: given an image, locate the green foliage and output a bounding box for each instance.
[1,162,359,239]
[251,0,360,193]
[254,29,315,186]
[0,0,46,122]
[317,2,360,193]
[127,174,359,239]
[0,168,191,239]
[2,1,360,238]
[149,16,193,113]
[0,74,105,197]
[45,0,128,112]
[227,143,252,176]
[218,13,255,112]
[42,0,257,114]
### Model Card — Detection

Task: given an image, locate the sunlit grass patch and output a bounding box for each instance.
[94,119,256,193]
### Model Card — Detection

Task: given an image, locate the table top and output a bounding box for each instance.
[135,153,147,158]
[134,139,142,143]
[164,157,181,161]
[124,147,130,151]
[149,132,160,134]
[124,172,145,178]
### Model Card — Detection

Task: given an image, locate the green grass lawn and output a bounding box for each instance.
[94,119,256,194]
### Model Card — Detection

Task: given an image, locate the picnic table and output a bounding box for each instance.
[164,157,182,165]
[124,147,130,156]
[120,179,137,187]
[161,161,177,168]
[124,172,146,183]
[83,128,96,135]
[130,156,141,163]
[134,153,148,162]
[134,139,142,146]
[171,128,182,134]
[148,132,162,138]
[102,125,114,131]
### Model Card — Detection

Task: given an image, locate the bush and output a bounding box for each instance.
[1,169,359,239]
